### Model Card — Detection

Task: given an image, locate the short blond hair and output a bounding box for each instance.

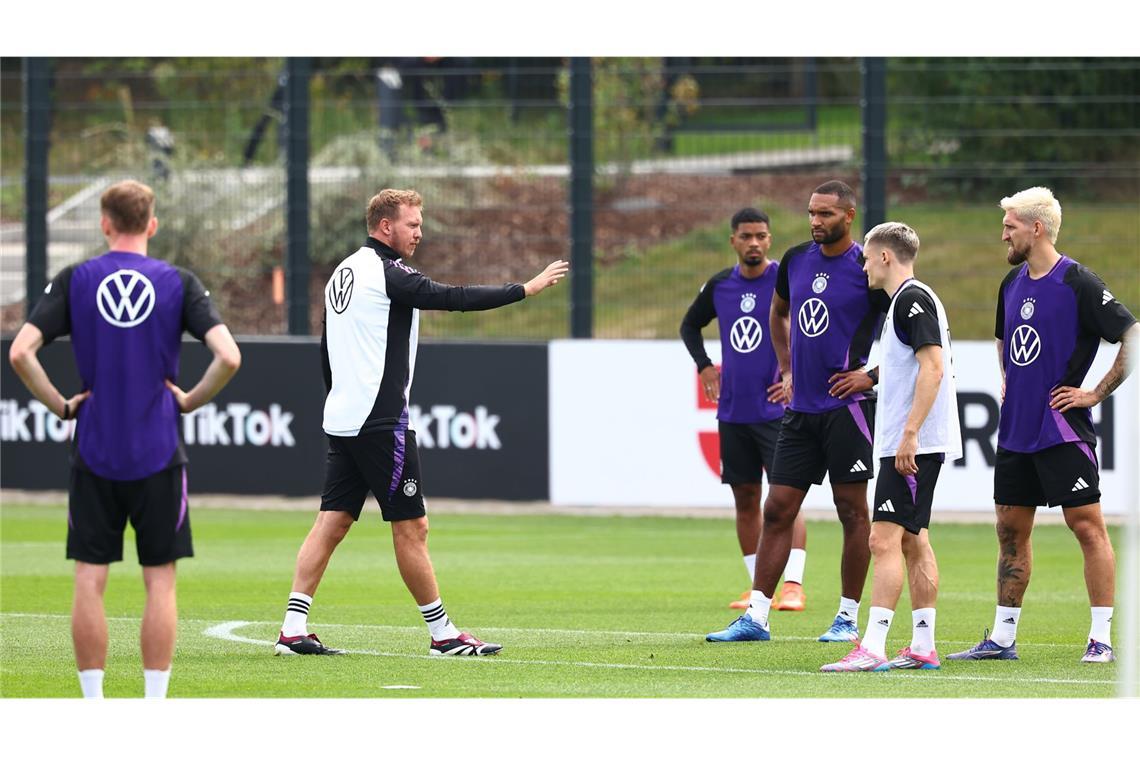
[1000,186,1062,243]
[101,180,155,234]
[865,222,920,262]
[366,189,423,232]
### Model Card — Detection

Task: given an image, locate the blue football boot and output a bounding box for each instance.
[818,614,860,642]
[706,614,770,642]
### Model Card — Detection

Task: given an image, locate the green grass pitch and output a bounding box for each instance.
[0,502,1120,698]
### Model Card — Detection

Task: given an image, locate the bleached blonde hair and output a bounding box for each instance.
[865,222,920,262]
[1000,186,1062,243]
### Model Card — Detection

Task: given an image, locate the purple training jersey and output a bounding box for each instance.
[681,262,784,423]
[776,241,888,414]
[28,251,223,480]
[996,255,1135,453]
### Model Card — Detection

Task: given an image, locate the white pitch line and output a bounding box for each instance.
[203,620,1115,686]
[0,611,1108,651]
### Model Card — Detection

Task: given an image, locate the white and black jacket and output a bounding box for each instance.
[321,237,525,437]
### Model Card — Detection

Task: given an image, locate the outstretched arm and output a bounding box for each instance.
[523,260,569,296]
[166,324,242,414]
[1050,322,1139,412]
[387,259,567,312]
[8,323,90,419]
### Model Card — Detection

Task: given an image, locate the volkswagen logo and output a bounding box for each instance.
[798,298,830,337]
[1009,324,1042,366]
[96,269,156,328]
[328,267,354,314]
[730,316,763,353]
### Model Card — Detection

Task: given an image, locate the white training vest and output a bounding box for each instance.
[873,279,963,461]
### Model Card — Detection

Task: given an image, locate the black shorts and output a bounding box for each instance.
[66,465,193,566]
[768,400,876,491]
[321,430,426,522]
[994,443,1100,509]
[873,454,944,534]
[719,419,781,485]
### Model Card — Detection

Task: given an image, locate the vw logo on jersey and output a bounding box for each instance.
[1020,298,1035,320]
[798,298,829,337]
[96,269,156,328]
[1009,324,1042,366]
[328,267,354,314]
[740,292,756,314]
[730,316,763,353]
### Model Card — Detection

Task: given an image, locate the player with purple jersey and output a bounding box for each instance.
[8,180,241,698]
[949,187,1137,664]
[681,208,809,614]
[706,181,889,645]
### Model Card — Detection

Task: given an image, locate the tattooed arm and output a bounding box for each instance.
[1050,322,1139,412]
[996,339,1005,403]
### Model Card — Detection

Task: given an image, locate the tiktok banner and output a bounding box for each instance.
[548,339,1138,514]
[0,337,548,500]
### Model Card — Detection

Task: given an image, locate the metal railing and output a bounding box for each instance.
[3,57,1137,340]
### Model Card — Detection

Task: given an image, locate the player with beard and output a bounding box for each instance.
[681,207,810,613]
[275,189,568,658]
[707,181,890,644]
[949,187,1137,664]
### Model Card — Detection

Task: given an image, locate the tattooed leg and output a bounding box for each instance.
[995,505,1035,607]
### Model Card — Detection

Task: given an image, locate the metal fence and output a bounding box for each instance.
[3,57,1137,340]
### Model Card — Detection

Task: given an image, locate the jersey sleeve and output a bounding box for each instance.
[27,266,75,344]
[775,250,791,301]
[994,268,1018,340]
[892,288,942,351]
[384,260,525,311]
[1069,264,1137,343]
[178,268,224,341]
[679,274,721,370]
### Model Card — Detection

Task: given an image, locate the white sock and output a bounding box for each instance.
[992,605,1021,646]
[911,608,937,656]
[282,592,312,637]
[1090,607,1113,646]
[742,553,757,582]
[418,598,460,641]
[783,549,806,585]
[838,596,860,624]
[862,607,894,659]
[78,669,104,699]
[747,589,773,628]
[144,668,171,699]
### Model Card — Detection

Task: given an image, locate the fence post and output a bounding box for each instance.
[23,57,51,317]
[284,57,312,335]
[568,58,594,339]
[860,57,887,235]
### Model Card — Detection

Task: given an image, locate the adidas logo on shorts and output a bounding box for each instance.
[1072,477,1090,492]
[877,499,895,513]
[850,460,868,473]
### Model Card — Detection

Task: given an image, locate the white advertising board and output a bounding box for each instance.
[550,339,1136,514]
